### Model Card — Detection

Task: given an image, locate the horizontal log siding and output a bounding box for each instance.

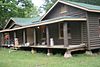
[67,6,86,18]
[82,22,88,44]
[87,12,100,49]
[43,3,61,20]
[43,3,86,20]
[70,22,81,45]
[49,23,64,45]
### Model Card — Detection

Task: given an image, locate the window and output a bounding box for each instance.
[59,23,71,39]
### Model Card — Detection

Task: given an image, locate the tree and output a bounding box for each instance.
[40,0,57,12]
[0,0,39,29]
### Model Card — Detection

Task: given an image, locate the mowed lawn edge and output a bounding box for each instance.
[0,48,100,67]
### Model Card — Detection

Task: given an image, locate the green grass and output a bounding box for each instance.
[0,48,100,67]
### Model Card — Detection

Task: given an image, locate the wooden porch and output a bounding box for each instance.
[0,18,87,58]
[15,44,85,49]
[1,22,87,48]
[13,44,85,58]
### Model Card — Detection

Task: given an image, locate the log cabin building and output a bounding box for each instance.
[0,0,100,57]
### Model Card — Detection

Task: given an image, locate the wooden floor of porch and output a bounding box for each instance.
[15,43,86,51]
[31,44,85,51]
[1,43,86,52]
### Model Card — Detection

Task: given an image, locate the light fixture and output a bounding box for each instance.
[37,26,40,29]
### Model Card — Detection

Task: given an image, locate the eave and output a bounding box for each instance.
[0,18,87,33]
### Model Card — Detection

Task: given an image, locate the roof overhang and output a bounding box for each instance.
[3,18,22,29]
[9,23,15,29]
[3,18,12,29]
[0,18,86,33]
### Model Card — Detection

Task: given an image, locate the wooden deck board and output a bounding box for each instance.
[30,44,86,49]
[1,44,86,51]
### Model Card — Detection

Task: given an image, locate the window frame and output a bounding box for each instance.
[58,23,72,39]
[58,23,64,39]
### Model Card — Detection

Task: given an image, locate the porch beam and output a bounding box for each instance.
[46,26,50,46]
[63,22,68,47]
[23,29,26,45]
[33,28,36,46]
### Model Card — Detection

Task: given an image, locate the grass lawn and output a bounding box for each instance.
[0,48,100,67]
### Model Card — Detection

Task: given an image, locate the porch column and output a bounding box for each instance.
[14,31,16,38]
[0,33,1,46]
[8,32,10,45]
[46,26,50,46]
[23,29,26,45]
[63,22,68,47]
[33,28,36,46]
[81,23,84,43]
[1,33,4,45]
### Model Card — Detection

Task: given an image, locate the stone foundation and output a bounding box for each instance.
[64,50,72,58]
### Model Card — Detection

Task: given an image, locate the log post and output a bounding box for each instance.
[46,26,50,46]
[46,26,52,56]
[31,48,36,54]
[63,22,68,47]
[64,50,72,58]
[14,31,16,38]
[33,28,36,46]
[1,33,4,46]
[47,49,52,56]
[8,32,10,45]
[0,33,1,46]
[23,29,26,45]
[85,50,93,55]
[81,23,84,43]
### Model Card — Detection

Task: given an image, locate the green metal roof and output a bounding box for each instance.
[62,0,100,11]
[10,17,40,26]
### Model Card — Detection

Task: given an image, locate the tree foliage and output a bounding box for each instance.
[0,0,39,29]
[41,0,57,12]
